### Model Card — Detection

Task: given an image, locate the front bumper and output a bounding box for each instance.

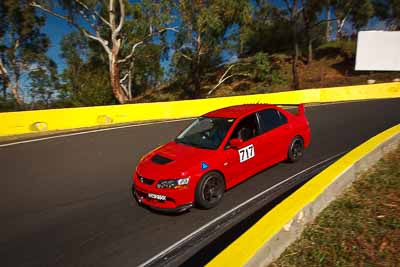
[132,173,194,212]
[134,190,193,213]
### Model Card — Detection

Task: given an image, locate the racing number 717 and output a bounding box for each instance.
[238,144,255,163]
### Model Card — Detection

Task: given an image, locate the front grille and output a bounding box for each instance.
[138,175,155,185]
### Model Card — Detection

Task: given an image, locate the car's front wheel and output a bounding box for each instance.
[195,171,225,209]
[288,136,304,162]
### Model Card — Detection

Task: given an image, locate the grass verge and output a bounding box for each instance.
[270,144,400,267]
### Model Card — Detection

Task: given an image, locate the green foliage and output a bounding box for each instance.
[373,0,400,29]
[340,41,357,60]
[253,52,272,82]
[251,52,282,84]
[0,0,54,105]
[332,0,374,34]
[316,40,357,60]
[0,96,24,112]
[33,0,175,103]
[58,32,115,107]
[29,68,55,108]
[351,0,375,30]
[121,0,173,95]
[232,52,283,85]
[57,64,115,107]
[212,52,283,96]
[0,0,393,111]
[241,2,293,55]
[171,0,252,97]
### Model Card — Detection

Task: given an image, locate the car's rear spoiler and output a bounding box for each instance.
[276,103,305,116]
[298,104,305,116]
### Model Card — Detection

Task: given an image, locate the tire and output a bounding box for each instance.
[287,136,304,163]
[129,180,135,198]
[129,179,141,207]
[195,171,225,209]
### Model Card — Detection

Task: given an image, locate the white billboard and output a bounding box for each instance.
[355,31,400,71]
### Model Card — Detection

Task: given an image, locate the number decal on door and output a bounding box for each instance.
[238,144,255,163]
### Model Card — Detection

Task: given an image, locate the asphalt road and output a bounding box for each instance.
[1,99,399,267]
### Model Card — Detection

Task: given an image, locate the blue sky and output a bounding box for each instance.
[39,1,384,75]
[40,1,288,74]
[42,14,75,72]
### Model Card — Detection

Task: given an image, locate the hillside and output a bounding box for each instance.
[133,53,400,103]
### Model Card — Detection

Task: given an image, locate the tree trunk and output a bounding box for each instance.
[110,58,127,104]
[191,66,201,98]
[10,84,23,105]
[292,23,300,90]
[10,71,24,105]
[336,17,346,40]
[72,65,80,99]
[336,19,342,40]
[193,75,201,98]
[292,50,300,90]
[1,83,6,99]
[326,2,331,42]
[288,0,300,90]
[304,21,313,64]
[127,71,132,100]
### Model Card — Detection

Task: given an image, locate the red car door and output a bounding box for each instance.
[223,113,264,187]
[256,108,291,167]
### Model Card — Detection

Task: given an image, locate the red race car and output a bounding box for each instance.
[132,104,310,212]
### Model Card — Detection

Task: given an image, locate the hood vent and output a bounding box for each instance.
[151,154,173,165]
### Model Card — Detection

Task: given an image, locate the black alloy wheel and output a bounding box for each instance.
[288,137,304,163]
[195,171,225,209]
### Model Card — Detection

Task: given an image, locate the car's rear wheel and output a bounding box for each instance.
[288,136,304,162]
[195,171,225,209]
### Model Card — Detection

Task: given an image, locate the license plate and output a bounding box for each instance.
[148,193,166,201]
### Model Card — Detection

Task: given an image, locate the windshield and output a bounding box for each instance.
[175,117,235,150]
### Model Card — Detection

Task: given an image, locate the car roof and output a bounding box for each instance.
[204,104,277,119]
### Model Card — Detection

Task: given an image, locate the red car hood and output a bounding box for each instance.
[136,141,216,180]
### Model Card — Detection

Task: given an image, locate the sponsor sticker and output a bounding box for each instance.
[148,193,166,201]
[201,161,209,170]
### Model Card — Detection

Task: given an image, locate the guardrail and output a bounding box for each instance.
[206,124,400,267]
[0,82,399,137]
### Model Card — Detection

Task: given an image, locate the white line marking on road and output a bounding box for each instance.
[0,118,194,148]
[0,98,380,148]
[137,151,346,267]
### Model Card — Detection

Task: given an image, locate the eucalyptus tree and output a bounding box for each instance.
[301,0,328,63]
[172,0,252,97]
[0,0,50,105]
[29,66,57,108]
[325,0,332,41]
[350,0,374,31]
[241,1,292,56]
[59,32,88,102]
[331,0,374,39]
[373,0,400,30]
[59,31,116,106]
[31,0,176,104]
[282,0,302,89]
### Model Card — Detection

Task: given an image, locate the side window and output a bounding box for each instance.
[278,111,288,124]
[230,114,260,142]
[258,109,287,133]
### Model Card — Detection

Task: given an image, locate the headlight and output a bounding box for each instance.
[156,178,190,189]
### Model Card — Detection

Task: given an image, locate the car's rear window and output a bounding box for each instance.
[258,109,287,133]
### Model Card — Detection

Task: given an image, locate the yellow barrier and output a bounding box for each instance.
[0,82,399,137]
[206,124,400,267]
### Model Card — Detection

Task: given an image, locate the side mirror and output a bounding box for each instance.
[229,138,243,149]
